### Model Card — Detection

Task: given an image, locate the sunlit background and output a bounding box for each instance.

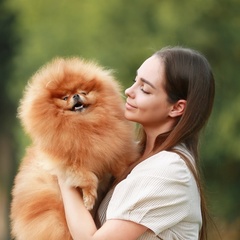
[1,0,240,239]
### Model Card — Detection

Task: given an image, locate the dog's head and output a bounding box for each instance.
[18,57,125,142]
[43,58,122,116]
[48,68,99,116]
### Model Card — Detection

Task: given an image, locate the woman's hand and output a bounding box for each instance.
[57,176,147,240]
[57,176,98,239]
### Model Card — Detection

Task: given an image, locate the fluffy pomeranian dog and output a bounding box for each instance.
[10,57,139,240]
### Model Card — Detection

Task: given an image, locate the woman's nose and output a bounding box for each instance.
[125,87,130,96]
[125,83,135,98]
[125,86,133,98]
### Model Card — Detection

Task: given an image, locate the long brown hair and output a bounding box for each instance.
[117,46,215,240]
[155,47,215,240]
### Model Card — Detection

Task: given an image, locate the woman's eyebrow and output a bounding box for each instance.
[136,71,156,89]
[140,78,156,89]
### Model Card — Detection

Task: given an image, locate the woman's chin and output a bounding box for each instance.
[124,112,136,122]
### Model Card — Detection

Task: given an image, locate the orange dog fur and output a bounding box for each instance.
[10,58,139,240]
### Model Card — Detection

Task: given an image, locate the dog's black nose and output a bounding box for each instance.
[73,94,80,101]
[73,94,82,104]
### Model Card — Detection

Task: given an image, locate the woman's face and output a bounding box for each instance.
[125,55,175,132]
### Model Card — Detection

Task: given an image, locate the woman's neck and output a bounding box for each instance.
[142,126,173,159]
[141,133,157,160]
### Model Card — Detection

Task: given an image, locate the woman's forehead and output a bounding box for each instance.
[137,55,164,87]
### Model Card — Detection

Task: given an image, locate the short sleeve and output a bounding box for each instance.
[106,151,193,235]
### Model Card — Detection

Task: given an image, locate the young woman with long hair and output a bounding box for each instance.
[58,46,215,240]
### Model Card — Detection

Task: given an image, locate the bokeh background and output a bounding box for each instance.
[1,0,240,239]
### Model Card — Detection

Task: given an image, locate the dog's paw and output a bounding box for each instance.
[68,170,99,210]
[82,188,97,210]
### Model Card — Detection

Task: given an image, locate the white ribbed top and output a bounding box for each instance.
[96,146,201,240]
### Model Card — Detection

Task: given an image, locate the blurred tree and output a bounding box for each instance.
[0,0,19,127]
[0,0,21,239]
[4,0,240,238]
[193,0,240,221]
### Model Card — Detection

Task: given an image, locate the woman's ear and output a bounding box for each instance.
[169,100,187,118]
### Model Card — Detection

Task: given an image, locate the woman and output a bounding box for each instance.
[58,46,215,240]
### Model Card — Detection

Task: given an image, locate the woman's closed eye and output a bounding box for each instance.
[132,79,151,94]
[140,87,150,94]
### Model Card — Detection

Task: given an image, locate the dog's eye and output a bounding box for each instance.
[62,96,69,101]
[80,91,87,95]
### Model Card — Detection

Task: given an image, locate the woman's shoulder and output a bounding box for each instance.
[130,148,193,183]
[106,146,199,234]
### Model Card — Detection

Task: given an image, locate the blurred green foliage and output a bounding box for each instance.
[1,0,240,239]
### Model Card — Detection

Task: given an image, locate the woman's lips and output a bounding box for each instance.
[125,102,136,110]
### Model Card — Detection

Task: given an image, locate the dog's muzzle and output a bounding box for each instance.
[72,94,85,112]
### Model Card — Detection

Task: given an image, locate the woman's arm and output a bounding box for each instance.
[58,179,147,240]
